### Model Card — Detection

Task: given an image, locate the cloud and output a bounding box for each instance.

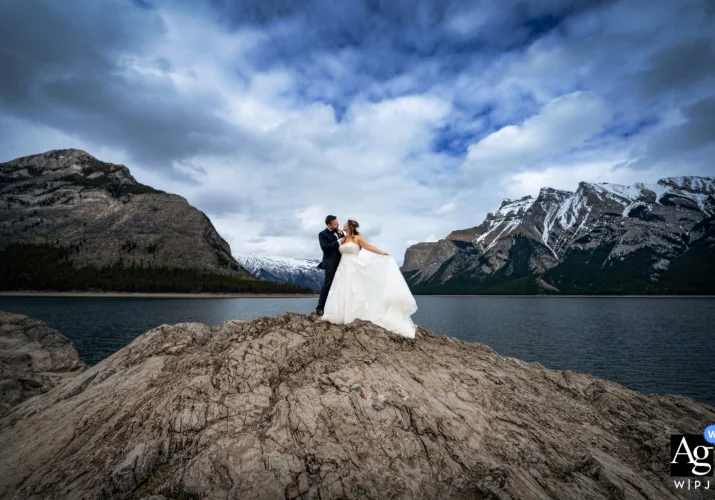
[463,91,613,173]
[436,202,456,215]
[636,37,715,98]
[0,0,274,175]
[624,96,715,174]
[1,0,714,265]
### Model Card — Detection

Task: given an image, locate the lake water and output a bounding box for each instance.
[1,295,713,407]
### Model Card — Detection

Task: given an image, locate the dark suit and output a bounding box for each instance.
[316,228,342,312]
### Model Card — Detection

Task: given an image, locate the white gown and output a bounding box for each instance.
[322,241,418,339]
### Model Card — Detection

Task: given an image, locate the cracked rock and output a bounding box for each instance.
[0,311,88,418]
[0,311,713,499]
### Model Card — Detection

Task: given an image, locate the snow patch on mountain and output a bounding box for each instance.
[589,182,643,201]
[497,196,535,216]
[403,175,715,292]
[470,176,712,258]
[623,201,648,217]
[661,176,715,193]
[635,182,669,203]
[580,178,714,217]
[236,254,323,292]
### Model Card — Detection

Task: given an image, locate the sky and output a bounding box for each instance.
[1,0,714,265]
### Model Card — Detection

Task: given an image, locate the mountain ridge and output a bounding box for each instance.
[1,148,249,276]
[236,253,324,292]
[402,176,715,294]
[0,149,311,294]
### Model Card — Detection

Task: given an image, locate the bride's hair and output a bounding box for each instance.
[346,219,360,236]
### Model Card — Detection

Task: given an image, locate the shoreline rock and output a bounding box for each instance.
[0,312,712,499]
[0,311,88,418]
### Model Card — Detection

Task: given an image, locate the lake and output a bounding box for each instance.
[1,295,713,407]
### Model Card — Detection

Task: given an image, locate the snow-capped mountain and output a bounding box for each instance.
[401,176,715,294]
[236,254,323,292]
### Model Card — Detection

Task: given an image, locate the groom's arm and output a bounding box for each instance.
[319,232,340,251]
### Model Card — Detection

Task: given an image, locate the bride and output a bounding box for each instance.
[321,219,418,339]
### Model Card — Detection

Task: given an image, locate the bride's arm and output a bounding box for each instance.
[355,235,388,255]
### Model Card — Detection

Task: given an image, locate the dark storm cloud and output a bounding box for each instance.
[1,0,714,202]
[209,0,607,51]
[636,37,715,98]
[192,190,257,216]
[627,96,715,171]
[0,0,274,176]
[3,0,691,178]
[0,0,154,99]
[203,0,611,104]
[662,96,715,152]
[259,217,305,237]
[2,0,715,260]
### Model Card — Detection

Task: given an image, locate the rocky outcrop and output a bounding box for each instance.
[400,242,439,272]
[0,149,253,279]
[402,176,715,294]
[1,312,712,499]
[0,311,87,418]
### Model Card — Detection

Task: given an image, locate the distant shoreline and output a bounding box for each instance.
[418,294,715,298]
[1,291,712,299]
[0,291,319,299]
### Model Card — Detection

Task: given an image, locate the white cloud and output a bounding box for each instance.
[2,0,714,269]
[436,202,456,215]
[139,85,455,265]
[463,91,613,173]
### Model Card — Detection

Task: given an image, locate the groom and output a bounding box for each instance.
[315,215,345,316]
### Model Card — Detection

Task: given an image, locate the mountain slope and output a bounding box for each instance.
[0,148,252,278]
[1,312,712,498]
[0,149,313,294]
[236,254,323,292]
[402,176,715,294]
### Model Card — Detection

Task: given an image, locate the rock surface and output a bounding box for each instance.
[402,177,715,294]
[0,311,88,418]
[0,312,713,499]
[0,148,253,278]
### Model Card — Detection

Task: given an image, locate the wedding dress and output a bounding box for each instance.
[321,241,417,339]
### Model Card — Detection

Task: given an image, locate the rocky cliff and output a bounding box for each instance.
[402,177,715,294]
[0,311,88,418]
[0,148,253,280]
[0,312,712,499]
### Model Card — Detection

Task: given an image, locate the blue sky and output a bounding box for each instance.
[1,0,714,263]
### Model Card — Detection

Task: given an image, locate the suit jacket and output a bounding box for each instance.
[317,228,342,270]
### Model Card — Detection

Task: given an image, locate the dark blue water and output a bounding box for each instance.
[1,296,713,407]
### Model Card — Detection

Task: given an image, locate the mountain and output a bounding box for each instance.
[1,311,712,499]
[0,149,310,294]
[236,253,324,292]
[402,176,715,294]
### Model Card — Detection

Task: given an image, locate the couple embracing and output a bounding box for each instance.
[315,215,417,339]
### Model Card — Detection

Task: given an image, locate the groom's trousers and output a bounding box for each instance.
[317,267,338,311]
